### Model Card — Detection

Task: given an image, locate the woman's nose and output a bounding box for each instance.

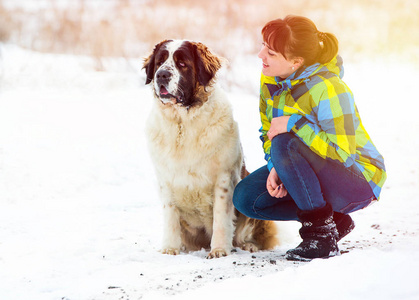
[258,48,264,59]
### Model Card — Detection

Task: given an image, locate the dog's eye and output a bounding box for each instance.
[178,61,186,67]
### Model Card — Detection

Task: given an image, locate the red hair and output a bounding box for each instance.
[262,15,338,66]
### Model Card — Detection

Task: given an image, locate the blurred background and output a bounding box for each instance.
[1,2,419,299]
[1,0,418,70]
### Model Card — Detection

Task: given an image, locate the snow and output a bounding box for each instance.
[0,44,419,300]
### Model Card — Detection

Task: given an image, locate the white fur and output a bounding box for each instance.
[146,83,243,257]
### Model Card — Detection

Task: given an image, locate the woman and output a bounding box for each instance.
[233,15,386,261]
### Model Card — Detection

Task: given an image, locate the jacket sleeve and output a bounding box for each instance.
[259,92,274,171]
[287,79,358,167]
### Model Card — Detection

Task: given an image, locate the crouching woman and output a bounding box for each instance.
[233,15,386,261]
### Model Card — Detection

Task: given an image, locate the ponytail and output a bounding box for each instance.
[316,31,339,64]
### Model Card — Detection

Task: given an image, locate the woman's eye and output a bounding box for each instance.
[262,42,274,56]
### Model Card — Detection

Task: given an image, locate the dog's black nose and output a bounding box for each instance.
[156,69,171,81]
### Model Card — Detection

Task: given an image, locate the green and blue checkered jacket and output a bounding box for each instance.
[259,55,386,200]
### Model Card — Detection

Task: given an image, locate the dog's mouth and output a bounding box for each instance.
[159,86,182,104]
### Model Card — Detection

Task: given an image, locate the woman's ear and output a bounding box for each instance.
[293,57,304,69]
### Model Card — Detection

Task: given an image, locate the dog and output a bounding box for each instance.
[143,39,278,258]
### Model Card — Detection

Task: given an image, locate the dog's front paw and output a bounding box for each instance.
[161,248,180,255]
[207,248,229,259]
[240,242,260,253]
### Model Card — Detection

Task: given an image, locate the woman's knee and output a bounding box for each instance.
[270,133,298,167]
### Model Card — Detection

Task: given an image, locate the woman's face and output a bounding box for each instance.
[258,42,297,78]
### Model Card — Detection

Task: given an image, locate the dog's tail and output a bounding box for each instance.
[234,213,279,250]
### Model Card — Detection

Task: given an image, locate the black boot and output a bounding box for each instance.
[286,203,339,261]
[334,211,355,241]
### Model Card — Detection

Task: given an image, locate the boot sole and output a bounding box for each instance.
[285,252,313,262]
[285,249,340,262]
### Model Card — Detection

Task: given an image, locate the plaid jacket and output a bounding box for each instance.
[259,55,386,199]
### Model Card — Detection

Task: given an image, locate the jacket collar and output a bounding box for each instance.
[271,55,344,91]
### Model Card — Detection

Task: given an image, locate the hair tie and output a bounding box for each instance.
[317,31,327,42]
[317,31,326,48]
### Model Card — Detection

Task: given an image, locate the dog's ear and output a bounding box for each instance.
[142,40,170,85]
[191,42,222,86]
[142,50,156,85]
[142,53,155,85]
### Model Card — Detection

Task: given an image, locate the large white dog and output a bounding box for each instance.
[143,40,278,258]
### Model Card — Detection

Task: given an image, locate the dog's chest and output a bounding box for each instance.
[155,119,222,166]
[173,123,187,149]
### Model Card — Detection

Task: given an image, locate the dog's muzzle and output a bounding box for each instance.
[156,69,171,86]
[155,69,183,104]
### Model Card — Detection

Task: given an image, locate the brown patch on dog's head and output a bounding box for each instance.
[189,41,222,87]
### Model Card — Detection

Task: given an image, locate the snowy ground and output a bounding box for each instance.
[0,44,419,300]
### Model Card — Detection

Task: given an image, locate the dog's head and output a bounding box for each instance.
[143,40,222,108]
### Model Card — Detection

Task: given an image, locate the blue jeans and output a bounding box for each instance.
[233,133,375,221]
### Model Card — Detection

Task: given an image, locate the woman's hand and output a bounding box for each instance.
[267,116,290,141]
[266,167,288,198]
